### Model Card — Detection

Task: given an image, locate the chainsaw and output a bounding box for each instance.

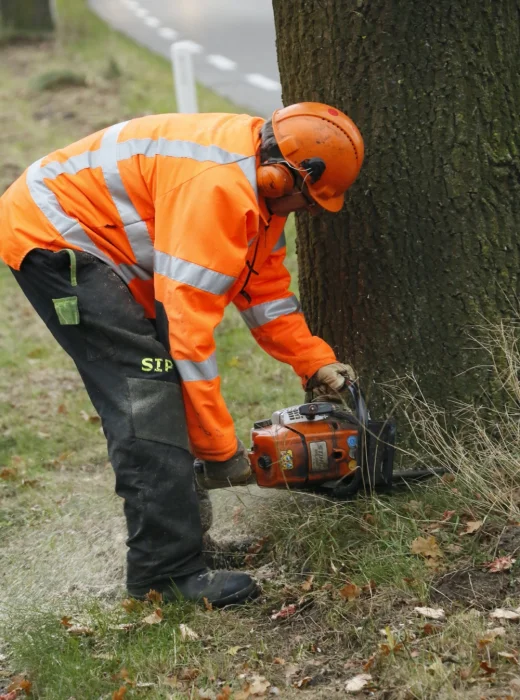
[248,382,444,500]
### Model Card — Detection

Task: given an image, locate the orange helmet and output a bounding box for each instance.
[271,102,364,212]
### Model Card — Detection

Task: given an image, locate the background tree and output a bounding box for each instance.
[0,0,54,31]
[273,0,520,421]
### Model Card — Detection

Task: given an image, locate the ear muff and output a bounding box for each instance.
[257,162,295,198]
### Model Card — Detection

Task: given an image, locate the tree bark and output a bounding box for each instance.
[273,0,520,422]
[0,0,54,31]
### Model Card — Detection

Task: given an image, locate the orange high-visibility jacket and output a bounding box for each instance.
[0,113,337,460]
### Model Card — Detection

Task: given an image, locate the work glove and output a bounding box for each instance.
[306,362,357,394]
[194,439,253,490]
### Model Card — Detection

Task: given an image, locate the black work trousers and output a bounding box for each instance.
[10,249,206,589]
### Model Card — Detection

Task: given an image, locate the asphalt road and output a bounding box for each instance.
[89,0,282,117]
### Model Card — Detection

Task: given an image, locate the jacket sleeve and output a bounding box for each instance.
[232,230,337,386]
[153,166,257,461]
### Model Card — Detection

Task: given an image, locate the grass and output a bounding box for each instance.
[2,1,520,698]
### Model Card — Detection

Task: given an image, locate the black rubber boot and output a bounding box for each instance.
[128,568,260,607]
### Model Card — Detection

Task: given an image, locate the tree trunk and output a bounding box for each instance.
[0,0,54,31]
[273,0,520,423]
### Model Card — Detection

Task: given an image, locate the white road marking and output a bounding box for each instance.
[144,16,160,28]
[245,73,282,91]
[158,27,179,41]
[174,40,203,54]
[206,54,237,71]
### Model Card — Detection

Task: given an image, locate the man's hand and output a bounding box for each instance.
[307,362,357,394]
[195,439,253,490]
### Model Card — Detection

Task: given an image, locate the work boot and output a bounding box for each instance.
[128,568,260,607]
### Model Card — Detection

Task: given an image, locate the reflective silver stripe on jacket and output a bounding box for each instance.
[272,231,286,252]
[25,127,259,284]
[100,122,154,275]
[240,294,302,330]
[154,250,236,295]
[175,353,219,382]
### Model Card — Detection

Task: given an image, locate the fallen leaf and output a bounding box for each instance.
[294,676,312,689]
[363,654,376,671]
[301,575,314,592]
[490,608,520,621]
[145,589,163,604]
[60,616,72,628]
[198,689,216,700]
[227,646,241,656]
[460,667,472,680]
[121,598,141,613]
[249,674,270,694]
[57,404,67,414]
[487,627,506,638]
[111,623,137,632]
[7,677,32,695]
[66,625,94,636]
[203,597,213,611]
[484,556,516,573]
[216,686,232,700]
[0,468,17,480]
[112,687,127,700]
[142,609,163,625]
[80,410,101,423]
[271,604,297,621]
[273,657,285,665]
[498,651,518,663]
[445,543,463,554]
[480,660,497,675]
[339,583,362,601]
[410,536,443,560]
[441,473,456,483]
[414,607,446,621]
[441,510,456,522]
[179,623,199,640]
[178,668,199,682]
[362,580,377,594]
[461,520,483,536]
[423,623,442,636]
[345,673,372,693]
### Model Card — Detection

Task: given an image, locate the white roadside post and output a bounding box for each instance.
[171,41,202,113]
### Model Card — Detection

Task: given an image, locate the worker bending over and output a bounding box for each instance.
[0,102,363,606]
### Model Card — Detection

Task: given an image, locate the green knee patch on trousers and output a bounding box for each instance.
[52,296,80,325]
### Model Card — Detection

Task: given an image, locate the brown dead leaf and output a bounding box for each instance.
[57,403,67,414]
[121,598,141,613]
[294,676,312,689]
[7,677,32,695]
[271,604,297,621]
[480,660,497,675]
[339,582,362,601]
[0,468,17,480]
[362,580,377,594]
[461,520,483,536]
[179,623,199,640]
[498,651,519,664]
[203,597,213,611]
[80,410,101,423]
[460,667,472,680]
[142,608,163,625]
[112,687,127,700]
[484,556,516,573]
[249,675,270,694]
[178,668,199,682]
[410,535,443,560]
[145,589,163,604]
[273,657,285,665]
[301,575,314,592]
[422,623,442,636]
[216,686,232,700]
[441,510,456,522]
[487,627,506,638]
[60,616,72,628]
[363,513,376,525]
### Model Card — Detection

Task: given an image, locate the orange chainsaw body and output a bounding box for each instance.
[249,407,360,489]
